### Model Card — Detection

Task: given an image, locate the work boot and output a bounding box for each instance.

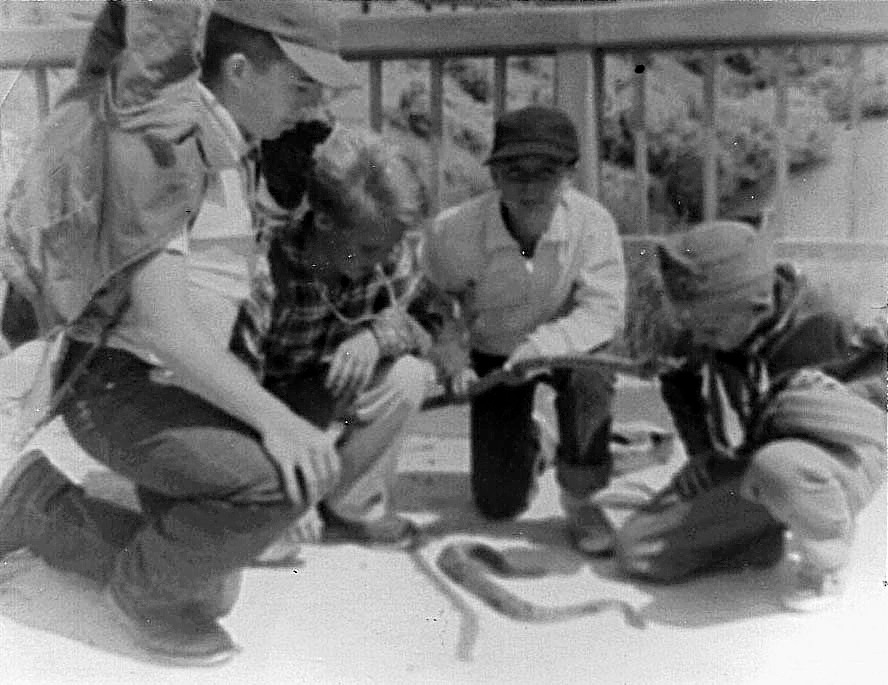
[561,492,615,556]
[0,449,68,560]
[103,587,241,667]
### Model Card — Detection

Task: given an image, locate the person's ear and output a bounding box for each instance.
[222,53,250,87]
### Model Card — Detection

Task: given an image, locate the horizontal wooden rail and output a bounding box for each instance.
[4,1,888,69]
[1,0,886,248]
[0,25,87,69]
[339,0,888,59]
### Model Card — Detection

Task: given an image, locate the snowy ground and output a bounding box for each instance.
[1,342,886,685]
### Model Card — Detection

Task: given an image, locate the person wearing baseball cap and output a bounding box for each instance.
[210,0,361,91]
[614,220,885,613]
[0,1,364,667]
[422,105,627,556]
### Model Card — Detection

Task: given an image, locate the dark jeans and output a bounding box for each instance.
[31,343,306,620]
[615,435,885,581]
[469,349,615,520]
[614,461,785,582]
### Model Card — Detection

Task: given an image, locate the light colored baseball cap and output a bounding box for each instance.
[212,1,361,89]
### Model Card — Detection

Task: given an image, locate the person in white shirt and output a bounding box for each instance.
[422,105,626,555]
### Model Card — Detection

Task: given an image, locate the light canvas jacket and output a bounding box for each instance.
[422,187,626,358]
[0,1,227,339]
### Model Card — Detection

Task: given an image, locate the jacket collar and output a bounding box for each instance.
[482,190,570,253]
[739,263,804,358]
[195,83,254,170]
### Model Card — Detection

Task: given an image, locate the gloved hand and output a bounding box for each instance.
[670,459,714,500]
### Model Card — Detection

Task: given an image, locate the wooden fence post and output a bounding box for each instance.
[554,49,601,200]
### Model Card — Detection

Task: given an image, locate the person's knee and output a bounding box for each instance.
[162,430,288,505]
[471,451,538,520]
[473,489,531,520]
[744,439,834,504]
[384,355,432,410]
[472,472,535,520]
[744,439,849,539]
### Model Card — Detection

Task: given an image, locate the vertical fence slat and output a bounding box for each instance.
[554,49,599,197]
[591,49,605,202]
[492,55,507,121]
[631,52,649,233]
[429,58,445,215]
[846,45,863,239]
[772,48,789,240]
[702,51,718,222]
[34,66,50,120]
[368,59,383,132]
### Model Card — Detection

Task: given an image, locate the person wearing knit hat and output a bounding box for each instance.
[0,1,361,666]
[657,221,776,351]
[422,105,627,556]
[613,220,886,613]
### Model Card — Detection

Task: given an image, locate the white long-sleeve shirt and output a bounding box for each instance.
[422,187,626,357]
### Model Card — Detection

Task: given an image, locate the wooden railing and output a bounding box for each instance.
[2,0,888,260]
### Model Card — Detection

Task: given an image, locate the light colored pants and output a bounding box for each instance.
[741,438,884,572]
[265,355,433,524]
[615,434,885,581]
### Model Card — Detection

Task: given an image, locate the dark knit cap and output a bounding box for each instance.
[486,105,580,165]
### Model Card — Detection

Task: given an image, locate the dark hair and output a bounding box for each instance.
[201,14,284,88]
[262,119,334,210]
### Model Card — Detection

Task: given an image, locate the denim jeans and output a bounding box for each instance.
[31,343,306,620]
[469,349,615,520]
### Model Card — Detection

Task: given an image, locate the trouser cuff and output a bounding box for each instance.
[556,462,611,498]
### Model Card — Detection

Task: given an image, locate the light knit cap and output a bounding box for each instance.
[658,220,774,307]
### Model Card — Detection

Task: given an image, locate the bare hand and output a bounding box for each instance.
[504,341,542,371]
[325,330,380,398]
[450,366,479,397]
[262,416,342,505]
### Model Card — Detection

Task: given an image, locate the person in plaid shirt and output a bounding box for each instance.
[236,125,454,555]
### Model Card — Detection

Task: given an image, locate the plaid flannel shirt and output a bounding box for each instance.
[236,201,446,379]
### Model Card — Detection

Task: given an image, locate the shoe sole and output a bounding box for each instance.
[780,595,842,613]
[0,449,51,559]
[0,449,49,505]
[103,589,241,668]
[323,520,423,551]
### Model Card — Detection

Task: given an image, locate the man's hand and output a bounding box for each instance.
[449,366,480,397]
[504,341,542,370]
[261,416,342,505]
[326,330,380,398]
[670,459,713,500]
[501,341,546,384]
